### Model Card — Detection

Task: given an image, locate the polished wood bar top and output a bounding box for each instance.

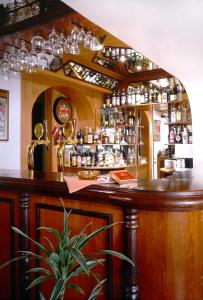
[0,167,203,211]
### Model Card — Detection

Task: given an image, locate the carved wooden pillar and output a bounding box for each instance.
[123,208,139,300]
[19,193,30,300]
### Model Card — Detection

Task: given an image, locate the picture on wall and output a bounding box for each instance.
[154,120,161,142]
[0,90,9,141]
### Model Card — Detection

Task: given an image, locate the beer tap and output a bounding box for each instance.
[27,121,50,172]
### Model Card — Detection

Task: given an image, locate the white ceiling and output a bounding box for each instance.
[63,0,203,167]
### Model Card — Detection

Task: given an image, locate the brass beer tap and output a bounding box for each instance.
[27,121,50,171]
[56,119,76,173]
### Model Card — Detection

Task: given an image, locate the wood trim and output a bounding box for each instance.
[120,69,172,88]
[122,208,139,300]
[19,193,30,300]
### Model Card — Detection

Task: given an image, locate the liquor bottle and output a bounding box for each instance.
[128,111,134,126]
[148,84,153,103]
[169,85,178,102]
[169,127,175,143]
[77,129,84,145]
[176,105,182,123]
[161,87,168,103]
[116,90,121,106]
[127,88,132,105]
[136,86,141,104]
[175,126,182,143]
[144,87,149,103]
[105,94,111,107]
[121,89,126,106]
[87,127,93,144]
[152,87,158,103]
[86,151,91,166]
[182,126,189,144]
[131,89,136,105]
[71,151,77,167]
[81,151,87,166]
[170,106,177,123]
[76,152,82,167]
[140,86,145,104]
[112,91,117,107]
[84,127,89,144]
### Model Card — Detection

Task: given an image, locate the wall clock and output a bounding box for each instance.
[53,97,72,124]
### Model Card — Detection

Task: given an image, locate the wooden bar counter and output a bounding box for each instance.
[0,168,203,300]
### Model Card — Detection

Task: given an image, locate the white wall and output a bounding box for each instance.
[0,75,21,169]
[64,0,203,168]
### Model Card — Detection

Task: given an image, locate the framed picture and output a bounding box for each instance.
[0,89,9,141]
[154,120,161,142]
[53,97,72,124]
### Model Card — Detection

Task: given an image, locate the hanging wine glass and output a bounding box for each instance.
[38,50,49,70]
[8,47,18,71]
[77,28,86,45]
[58,33,66,47]
[44,39,53,55]
[52,40,63,57]
[0,53,10,80]
[64,35,72,54]
[90,35,102,51]
[70,41,80,55]
[17,40,29,71]
[28,46,39,72]
[31,34,45,53]
[84,31,93,48]
[71,25,79,42]
[48,28,59,45]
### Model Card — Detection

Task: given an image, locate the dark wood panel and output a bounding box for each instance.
[0,197,16,300]
[35,203,114,300]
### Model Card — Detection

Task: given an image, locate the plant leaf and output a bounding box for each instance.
[50,279,65,300]
[39,291,46,300]
[68,259,105,279]
[26,275,51,290]
[77,222,121,250]
[69,248,89,275]
[97,249,135,267]
[11,227,50,256]
[36,227,61,243]
[43,236,55,253]
[65,283,85,295]
[0,256,25,270]
[87,278,107,300]
[27,267,51,276]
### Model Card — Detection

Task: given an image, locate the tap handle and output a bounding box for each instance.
[43,120,48,139]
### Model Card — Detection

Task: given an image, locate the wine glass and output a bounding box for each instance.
[90,35,102,51]
[0,53,10,80]
[48,28,59,45]
[84,31,93,48]
[17,40,29,71]
[31,34,45,53]
[71,26,79,42]
[52,41,63,57]
[77,28,86,45]
[64,35,72,54]
[28,47,39,72]
[38,50,49,70]
[70,41,80,55]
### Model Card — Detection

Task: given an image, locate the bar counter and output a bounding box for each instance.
[0,168,203,300]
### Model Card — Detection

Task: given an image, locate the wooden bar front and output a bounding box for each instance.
[0,169,203,300]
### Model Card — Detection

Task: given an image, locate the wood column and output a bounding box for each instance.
[19,193,30,300]
[123,208,139,300]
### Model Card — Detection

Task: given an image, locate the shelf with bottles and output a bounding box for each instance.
[63,61,119,90]
[64,142,136,169]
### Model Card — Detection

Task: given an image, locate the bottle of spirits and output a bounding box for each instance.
[116,90,121,106]
[87,127,93,144]
[169,127,175,143]
[182,126,189,144]
[121,89,126,106]
[169,85,178,102]
[175,126,182,143]
[170,106,177,123]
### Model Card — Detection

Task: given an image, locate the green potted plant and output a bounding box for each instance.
[0,199,134,300]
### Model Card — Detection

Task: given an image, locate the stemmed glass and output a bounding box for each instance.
[31,34,45,53]
[84,31,93,48]
[18,40,29,71]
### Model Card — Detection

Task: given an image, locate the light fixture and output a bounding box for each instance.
[0,25,103,79]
